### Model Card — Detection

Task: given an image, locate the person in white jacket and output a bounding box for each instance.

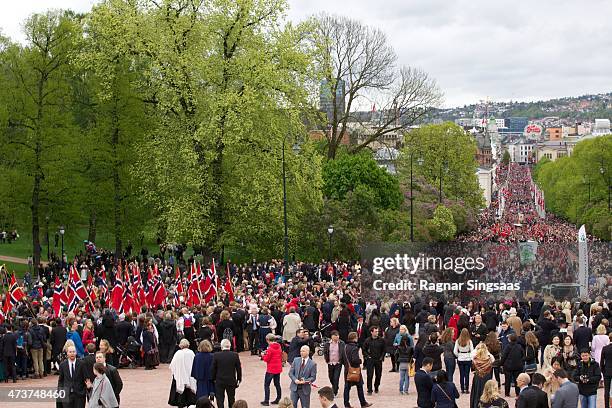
[169,339,198,408]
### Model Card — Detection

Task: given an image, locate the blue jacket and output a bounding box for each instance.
[66,330,84,357]
[430,382,459,408]
[414,369,433,408]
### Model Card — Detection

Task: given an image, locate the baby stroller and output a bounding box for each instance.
[117,336,141,369]
[312,323,332,356]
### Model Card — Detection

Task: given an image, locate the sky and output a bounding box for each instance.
[2,0,611,107]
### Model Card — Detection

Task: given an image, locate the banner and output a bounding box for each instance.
[578,225,589,299]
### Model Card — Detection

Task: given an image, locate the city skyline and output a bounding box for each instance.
[2,0,611,107]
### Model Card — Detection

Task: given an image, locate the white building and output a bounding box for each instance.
[476,166,496,207]
[593,119,611,136]
[507,140,535,164]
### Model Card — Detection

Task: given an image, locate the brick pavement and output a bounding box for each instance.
[0,353,607,408]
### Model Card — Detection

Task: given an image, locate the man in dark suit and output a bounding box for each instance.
[96,351,123,406]
[573,322,593,354]
[57,345,86,408]
[317,386,338,408]
[1,324,18,383]
[354,316,367,349]
[211,338,242,408]
[115,314,134,347]
[517,372,548,408]
[601,333,612,408]
[79,343,97,383]
[414,357,434,408]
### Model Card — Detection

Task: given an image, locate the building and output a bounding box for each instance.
[546,127,562,141]
[503,117,529,133]
[472,129,493,167]
[308,129,350,145]
[374,147,400,174]
[535,140,575,162]
[319,79,346,123]
[507,139,535,164]
[476,166,496,207]
[593,119,611,136]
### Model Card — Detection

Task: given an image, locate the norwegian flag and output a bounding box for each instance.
[174,266,183,308]
[99,267,109,305]
[2,273,26,314]
[66,266,89,313]
[204,259,218,303]
[187,262,201,307]
[120,266,134,313]
[110,265,124,312]
[151,274,167,307]
[131,264,146,311]
[222,263,234,302]
[52,276,66,317]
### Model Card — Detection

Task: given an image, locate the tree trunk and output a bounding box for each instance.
[31,172,41,269]
[88,208,97,243]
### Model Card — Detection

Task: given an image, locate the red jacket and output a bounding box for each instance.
[448,315,460,340]
[82,328,95,346]
[262,342,283,374]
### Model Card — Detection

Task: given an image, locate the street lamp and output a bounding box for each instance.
[410,153,424,242]
[282,138,302,274]
[327,225,334,261]
[59,225,65,269]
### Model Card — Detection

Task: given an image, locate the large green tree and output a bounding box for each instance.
[535,135,611,240]
[398,122,484,211]
[0,11,81,266]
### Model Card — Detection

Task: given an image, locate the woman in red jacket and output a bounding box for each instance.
[82,319,96,348]
[261,333,283,405]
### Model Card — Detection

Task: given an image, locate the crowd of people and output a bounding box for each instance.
[0,250,611,408]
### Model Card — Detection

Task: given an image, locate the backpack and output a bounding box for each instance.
[16,333,25,349]
[222,327,233,342]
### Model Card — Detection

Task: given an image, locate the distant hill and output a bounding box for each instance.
[421,92,612,123]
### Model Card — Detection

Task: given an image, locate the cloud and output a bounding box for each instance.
[288,0,612,107]
[2,0,610,107]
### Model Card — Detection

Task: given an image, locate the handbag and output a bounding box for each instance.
[408,361,416,377]
[344,349,361,383]
[436,384,458,408]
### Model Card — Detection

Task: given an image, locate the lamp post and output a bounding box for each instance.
[327,225,334,261]
[410,153,424,242]
[282,138,301,273]
[59,225,65,269]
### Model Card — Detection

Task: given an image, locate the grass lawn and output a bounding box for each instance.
[0,227,159,263]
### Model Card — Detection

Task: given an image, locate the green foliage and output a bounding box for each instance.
[322,152,402,210]
[427,205,456,241]
[534,135,612,240]
[398,123,484,210]
[502,150,511,165]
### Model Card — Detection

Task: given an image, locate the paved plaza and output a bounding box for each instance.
[0,353,608,408]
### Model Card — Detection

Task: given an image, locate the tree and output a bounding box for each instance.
[313,14,443,159]
[502,150,510,165]
[427,205,456,241]
[322,152,402,210]
[534,135,611,240]
[77,1,152,257]
[0,11,80,267]
[119,0,323,258]
[398,122,484,211]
